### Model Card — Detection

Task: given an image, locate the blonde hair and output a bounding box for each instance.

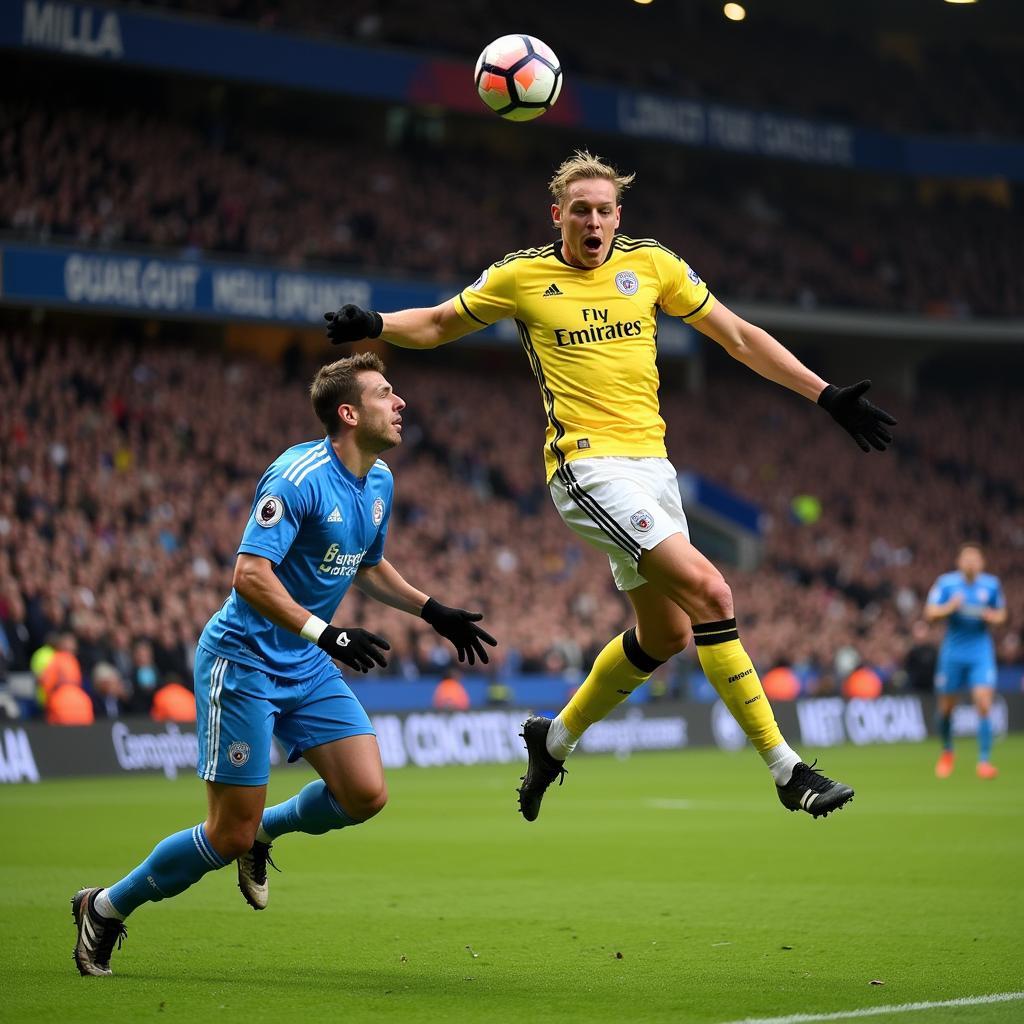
[548,149,635,206]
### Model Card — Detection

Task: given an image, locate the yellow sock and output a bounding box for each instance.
[560,628,662,737]
[692,618,783,752]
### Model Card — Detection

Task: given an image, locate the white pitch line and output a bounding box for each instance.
[717,990,1024,1024]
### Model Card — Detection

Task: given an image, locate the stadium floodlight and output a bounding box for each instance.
[723,3,747,21]
[943,0,979,4]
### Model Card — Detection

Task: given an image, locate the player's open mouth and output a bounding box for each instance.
[583,236,602,254]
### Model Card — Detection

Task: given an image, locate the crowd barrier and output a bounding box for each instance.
[0,694,1018,783]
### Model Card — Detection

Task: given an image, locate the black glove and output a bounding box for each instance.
[316,625,390,673]
[324,305,383,344]
[817,380,897,453]
[421,598,497,666]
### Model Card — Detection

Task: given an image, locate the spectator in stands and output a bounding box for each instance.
[903,620,939,693]
[126,639,160,715]
[38,632,83,707]
[91,661,130,719]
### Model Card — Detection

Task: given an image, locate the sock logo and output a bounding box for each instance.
[228,741,251,766]
[728,667,754,684]
[743,694,761,704]
[616,689,634,695]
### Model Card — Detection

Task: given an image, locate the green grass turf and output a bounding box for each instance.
[3,739,1023,1024]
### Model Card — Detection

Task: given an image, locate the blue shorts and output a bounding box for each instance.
[194,646,374,786]
[935,653,997,694]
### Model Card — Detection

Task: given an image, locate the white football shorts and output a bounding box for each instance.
[548,456,690,592]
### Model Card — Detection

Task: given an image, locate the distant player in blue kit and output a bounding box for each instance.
[925,543,1006,780]
[71,353,496,976]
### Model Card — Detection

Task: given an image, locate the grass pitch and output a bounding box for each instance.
[3,739,1023,1023]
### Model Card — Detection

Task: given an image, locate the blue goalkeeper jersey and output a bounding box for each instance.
[926,571,1004,661]
[199,438,393,678]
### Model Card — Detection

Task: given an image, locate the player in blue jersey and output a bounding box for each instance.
[925,543,1006,780]
[71,352,496,977]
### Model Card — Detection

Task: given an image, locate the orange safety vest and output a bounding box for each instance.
[150,683,197,723]
[843,667,883,700]
[46,683,95,725]
[39,651,83,697]
[432,677,470,710]
[762,666,801,701]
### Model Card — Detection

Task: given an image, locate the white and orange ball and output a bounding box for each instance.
[475,34,562,122]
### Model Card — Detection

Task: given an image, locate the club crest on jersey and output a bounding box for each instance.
[615,270,639,296]
[255,496,284,528]
[228,741,250,767]
[372,497,385,526]
[630,509,654,533]
[687,266,701,285]
[469,269,489,291]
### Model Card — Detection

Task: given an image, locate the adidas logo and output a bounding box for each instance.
[542,283,563,297]
[327,507,343,523]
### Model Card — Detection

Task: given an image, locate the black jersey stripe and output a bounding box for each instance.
[680,291,711,321]
[495,244,556,268]
[558,465,642,561]
[515,318,567,471]
[616,239,682,260]
[458,294,489,325]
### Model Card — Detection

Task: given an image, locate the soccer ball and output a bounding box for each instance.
[475,34,562,122]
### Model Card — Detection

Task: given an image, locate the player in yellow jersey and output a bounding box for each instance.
[324,150,896,821]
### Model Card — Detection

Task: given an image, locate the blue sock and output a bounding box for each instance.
[977,715,993,763]
[261,780,357,839]
[106,824,228,917]
[938,714,953,752]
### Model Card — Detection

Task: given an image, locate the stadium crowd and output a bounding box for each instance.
[133,0,1024,139]
[1,330,1021,720]
[2,100,1021,318]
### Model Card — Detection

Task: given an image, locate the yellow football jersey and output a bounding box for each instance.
[454,235,715,481]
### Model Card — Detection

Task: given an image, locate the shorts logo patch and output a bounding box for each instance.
[577,438,591,450]
[469,269,489,291]
[372,497,385,526]
[615,270,639,296]
[228,741,251,767]
[255,496,284,528]
[630,509,654,533]
[687,266,701,285]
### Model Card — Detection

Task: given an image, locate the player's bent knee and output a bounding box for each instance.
[698,574,734,622]
[206,820,260,861]
[331,781,388,822]
[643,628,691,661]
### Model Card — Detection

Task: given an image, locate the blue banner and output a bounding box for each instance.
[3,2,1024,180]
[0,242,463,326]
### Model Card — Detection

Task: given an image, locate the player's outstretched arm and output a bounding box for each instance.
[693,300,897,452]
[355,559,498,666]
[324,299,478,350]
[233,554,389,672]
